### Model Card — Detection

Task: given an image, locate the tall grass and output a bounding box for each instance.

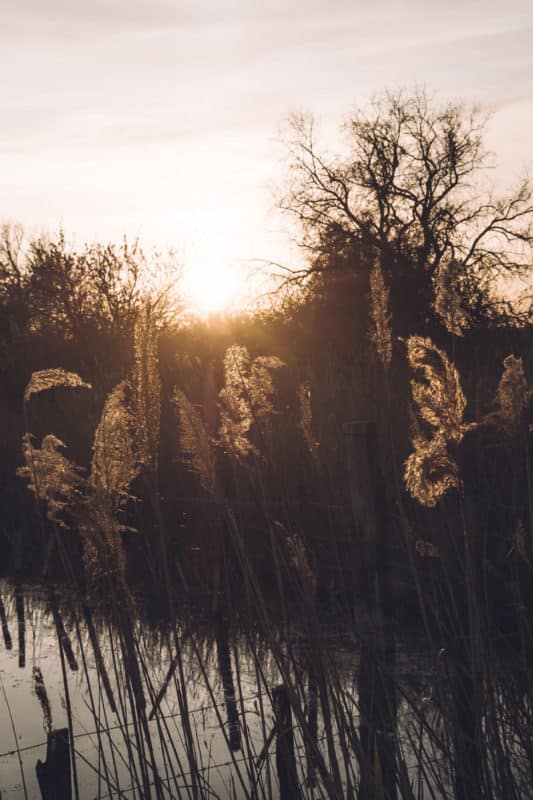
[11,318,533,799]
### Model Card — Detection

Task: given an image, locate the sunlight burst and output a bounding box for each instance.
[183,259,244,317]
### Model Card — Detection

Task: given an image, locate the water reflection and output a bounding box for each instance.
[0,579,530,799]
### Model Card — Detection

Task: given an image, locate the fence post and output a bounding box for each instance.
[343,421,397,800]
[36,728,72,800]
[272,685,299,800]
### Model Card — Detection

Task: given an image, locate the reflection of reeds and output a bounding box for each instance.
[214,610,241,752]
[82,604,117,714]
[15,581,25,669]
[0,591,12,649]
[50,589,80,800]
[49,589,78,672]
[33,667,52,734]
[1,669,28,799]
[2,562,531,800]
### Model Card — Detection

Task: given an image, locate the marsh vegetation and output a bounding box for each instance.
[0,90,532,799]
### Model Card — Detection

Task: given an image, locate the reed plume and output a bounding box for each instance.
[433,259,470,336]
[18,433,85,525]
[173,389,216,496]
[23,368,91,404]
[298,382,319,460]
[286,530,317,593]
[83,382,139,584]
[485,354,531,435]
[369,260,392,369]
[405,434,461,508]
[404,336,468,507]
[407,335,466,442]
[218,345,285,460]
[90,381,138,506]
[133,302,161,474]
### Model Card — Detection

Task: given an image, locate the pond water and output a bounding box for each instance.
[0,577,529,799]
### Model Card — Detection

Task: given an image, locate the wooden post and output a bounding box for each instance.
[343,421,397,800]
[357,640,396,800]
[214,610,241,752]
[343,422,380,614]
[272,685,300,800]
[36,728,72,800]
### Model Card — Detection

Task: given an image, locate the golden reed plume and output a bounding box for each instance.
[369,260,392,369]
[218,345,285,460]
[133,302,161,474]
[18,433,85,525]
[404,336,469,507]
[23,368,91,405]
[174,389,216,496]
[485,354,532,435]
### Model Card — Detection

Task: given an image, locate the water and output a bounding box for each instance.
[0,580,285,798]
[0,578,530,799]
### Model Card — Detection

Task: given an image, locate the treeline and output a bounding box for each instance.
[0,90,532,626]
[0,227,530,605]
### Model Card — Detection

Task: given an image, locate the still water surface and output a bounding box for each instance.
[0,578,458,799]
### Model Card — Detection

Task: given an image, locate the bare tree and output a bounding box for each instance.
[279,89,533,331]
[0,223,29,331]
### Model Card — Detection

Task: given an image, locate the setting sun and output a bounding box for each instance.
[183,259,245,317]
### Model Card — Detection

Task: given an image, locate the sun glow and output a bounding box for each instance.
[183,259,245,317]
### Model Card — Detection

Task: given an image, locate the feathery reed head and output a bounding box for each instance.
[276,521,317,593]
[485,354,531,435]
[298,382,319,460]
[406,335,466,441]
[404,336,468,507]
[90,381,138,507]
[24,369,91,405]
[133,301,161,474]
[83,382,139,587]
[218,345,285,461]
[369,260,392,369]
[18,433,86,525]
[174,389,216,496]
[433,259,470,336]
[404,435,460,508]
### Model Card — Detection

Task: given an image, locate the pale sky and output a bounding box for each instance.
[1,0,532,310]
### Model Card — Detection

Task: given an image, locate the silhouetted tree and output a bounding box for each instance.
[25,234,142,340]
[279,89,533,334]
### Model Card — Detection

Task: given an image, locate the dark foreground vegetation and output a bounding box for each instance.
[0,90,532,798]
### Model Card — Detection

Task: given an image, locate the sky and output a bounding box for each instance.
[1,0,532,310]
